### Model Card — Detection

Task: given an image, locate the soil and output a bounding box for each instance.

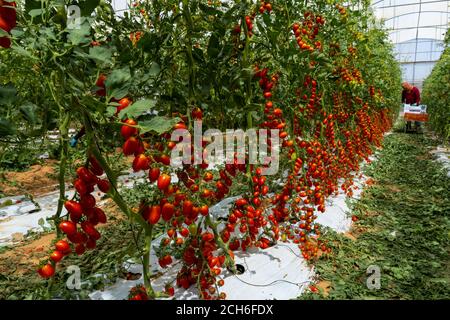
[0,160,60,197]
[0,198,124,277]
[316,280,332,297]
[0,233,54,276]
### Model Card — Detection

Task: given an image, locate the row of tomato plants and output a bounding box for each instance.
[422,30,450,141]
[1,0,401,300]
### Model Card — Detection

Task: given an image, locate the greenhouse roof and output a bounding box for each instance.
[372,0,449,88]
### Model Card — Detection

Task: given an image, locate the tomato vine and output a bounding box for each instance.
[0,0,401,300]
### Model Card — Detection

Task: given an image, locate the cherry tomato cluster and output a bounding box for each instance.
[292,11,325,52]
[258,1,272,14]
[128,284,149,300]
[0,0,16,48]
[38,156,111,278]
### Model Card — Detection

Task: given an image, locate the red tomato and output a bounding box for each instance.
[202,232,214,243]
[50,251,64,263]
[148,205,161,225]
[75,243,86,255]
[67,231,86,244]
[162,203,175,221]
[182,200,193,217]
[86,238,96,249]
[132,154,150,172]
[191,107,203,120]
[116,97,132,114]
[74,179,88,195]
[96,74,107,88]
[38,264,55,278]
[95,207,107,224]
[80,194,96,209]
[235,198,248,207]
[81,221,101,240]
[0,36,11,48]
[64,200,83,216]
[180,228,189,237]
[59,221,77,236]
[55,240,71,253]
[148,167,160,182]
[157,174,171,191]
[0,2,16,32]
[121,119,138,139]
[199,205,209,216]
[202,173,212,183]
[76,167,97,184]
[97,179,111,193]
[123,137,139,156]
[159,154,171,166]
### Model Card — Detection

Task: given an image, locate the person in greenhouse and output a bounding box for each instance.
[70,126,86,147]
[401,82,421,131]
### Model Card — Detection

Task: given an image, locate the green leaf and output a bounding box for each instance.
[10,29,23,37]
[207,33,220,59]
[148,62,161,76]
[67,21,91,45]
[28,8,44,17]
[40,27,57,41]
[0,119,17,137]
[199,3,222,16]
[11,45,38,60]
[139,116,181,135]
[88,46,113,65]
[19,102,38,125]
[37,218,45,228]
[105,67,131,100]
[25,0,42,17]
[77,0,101,17]
[118,99,156,119]
[105,106,117,118]
[192,47,205,63]
[0,85,17,105]
[0,29,8,37]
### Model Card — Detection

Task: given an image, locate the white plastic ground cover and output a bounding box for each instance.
[0,191,69,245]
[88,171,371,301]
[89,241,314,300]
[430,146,450,178]
[0,168,153,246]
[1,143,374,299]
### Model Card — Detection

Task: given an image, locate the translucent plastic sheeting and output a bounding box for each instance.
[372,0,449,89]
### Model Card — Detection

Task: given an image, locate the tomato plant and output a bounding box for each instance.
[0,0,402,300]
[422,30,450,141]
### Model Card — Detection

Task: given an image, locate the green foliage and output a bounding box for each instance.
[0,143,42,171]
[300,133,450,299]
[422,30,450,142]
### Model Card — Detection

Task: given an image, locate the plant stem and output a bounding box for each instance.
[80,110,156,296]
[53,113,70,235]
[142,226,156,298]
[205,215,237,273]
